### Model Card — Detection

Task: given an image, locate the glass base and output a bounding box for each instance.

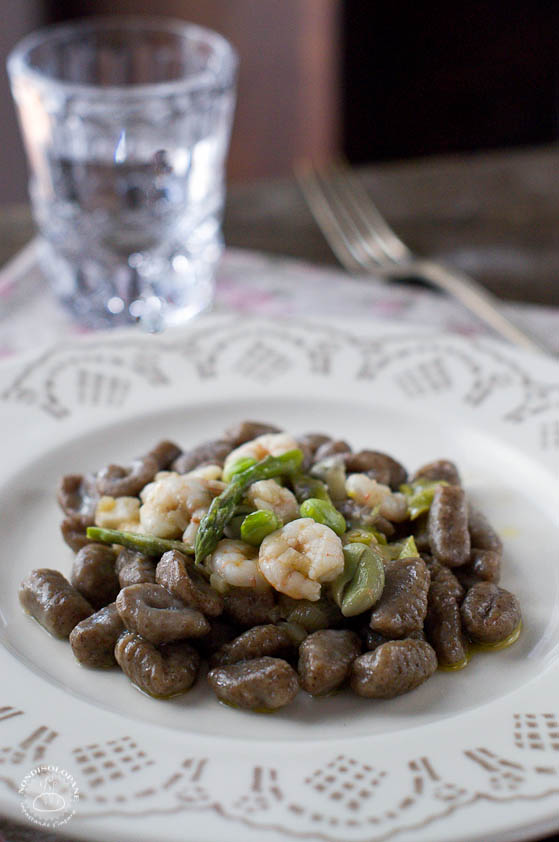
[38,238,218,332]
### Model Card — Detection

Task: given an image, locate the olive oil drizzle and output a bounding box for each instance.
[438,622,522,672]
[438,652,471,672]
[469,620,523,653]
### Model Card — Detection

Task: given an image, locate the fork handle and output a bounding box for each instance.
[412,259,554,356]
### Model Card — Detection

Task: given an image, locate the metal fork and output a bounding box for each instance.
[296,161,551,356]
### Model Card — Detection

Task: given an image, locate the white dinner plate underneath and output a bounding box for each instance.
[0,315,558,842]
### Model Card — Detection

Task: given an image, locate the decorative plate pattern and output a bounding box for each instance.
[1,315,558,842]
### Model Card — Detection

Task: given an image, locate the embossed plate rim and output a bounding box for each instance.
[0,314,558,842]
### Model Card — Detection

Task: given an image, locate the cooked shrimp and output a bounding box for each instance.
[205,539,269,590]
[223,433,299,475]
[345,474,408,522]
[258,518,344,601]
[139,472,222,539]
[181,508,208,546]
[95,496,142,532]
[246,479,299,524]
[184,464,223,482]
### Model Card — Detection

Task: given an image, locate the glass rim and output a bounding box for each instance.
[6,16,238,99]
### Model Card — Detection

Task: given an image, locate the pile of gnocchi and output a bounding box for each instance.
[19,421,521,711]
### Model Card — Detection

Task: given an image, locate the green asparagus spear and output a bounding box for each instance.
[86,526,193,557]
[195,449,303,564]
[222,455,257,483]
[331,542,385,617]
[291,473,330,503]
[300,497,346,536]
[399,478,448,520]
[240,510,282,545]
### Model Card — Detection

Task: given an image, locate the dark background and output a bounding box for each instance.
[2,0,558,201]
[342,0,559,162]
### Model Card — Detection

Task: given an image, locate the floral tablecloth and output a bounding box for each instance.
[0,242,558,358]
[0,244,558,842]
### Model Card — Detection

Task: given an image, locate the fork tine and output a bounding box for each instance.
[313,167,393,268]
[295,163,365,273]
[328,163,412,263]
[298,162,553,356]
[296,162,386,273]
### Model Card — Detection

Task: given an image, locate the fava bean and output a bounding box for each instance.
[344,527,387,546]
[278,595,343,631]
[381,535,419,561]
[240,510,282,545]
[291,474,330,504]
[300,497,346,536]
[399,478,448,520]
[331,543,385,617]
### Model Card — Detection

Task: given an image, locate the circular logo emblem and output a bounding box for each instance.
[18,765,79,829]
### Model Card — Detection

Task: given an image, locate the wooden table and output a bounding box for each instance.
[1,145,558,307]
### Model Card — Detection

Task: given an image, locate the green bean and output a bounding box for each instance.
[222,456,257,483]
[300,498,346,536]
[291,473,330,503]
[399,478,448,520]
[195,449,303,564]
[344,526,387,546]
[240,510,282,545]
[382,535,419,561]
[86,527,193,558]
[331,542,385,617]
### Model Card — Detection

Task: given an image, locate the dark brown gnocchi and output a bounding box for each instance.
[19,569,93,638]
[116,583,210,644]
[115,632,200,697]
[71,543,119,609]
[351,640,438,699]
[298,629,361,695]
[207,657,299,710]
[22,423,522,712]
[70,603,125,668]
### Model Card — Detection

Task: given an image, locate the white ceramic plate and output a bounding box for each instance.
[1,315,558,842]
